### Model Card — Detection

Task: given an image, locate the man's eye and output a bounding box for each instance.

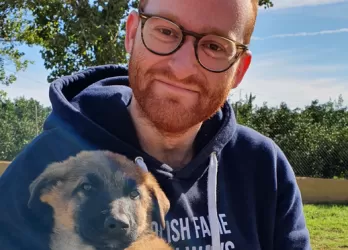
[129,190,140,199]
[207,43,222,51]
[159,28,173,36]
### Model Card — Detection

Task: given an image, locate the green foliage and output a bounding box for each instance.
[2,0,131,82]
[233,94,348,179]
[0,90,51,160]
[0,2,33,85]
[259,0,274,9]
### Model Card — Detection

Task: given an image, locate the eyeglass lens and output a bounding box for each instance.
[142,16,238,72]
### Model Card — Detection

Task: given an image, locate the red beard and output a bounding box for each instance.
[128,48,231,134]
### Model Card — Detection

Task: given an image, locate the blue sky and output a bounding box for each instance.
[1,0,348,109]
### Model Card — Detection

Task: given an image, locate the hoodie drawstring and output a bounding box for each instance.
[135,156,149,172]
[134,152,220,250]
[207,152,220,250]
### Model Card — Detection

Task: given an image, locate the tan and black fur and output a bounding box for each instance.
[28,150,173,250]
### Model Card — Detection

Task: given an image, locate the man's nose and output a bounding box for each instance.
[168,38,199,80]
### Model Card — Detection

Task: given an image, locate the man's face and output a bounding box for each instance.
[125,0,252,134]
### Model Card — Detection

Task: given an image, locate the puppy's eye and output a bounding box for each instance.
[82,183,92,191]
[129,190,140,199]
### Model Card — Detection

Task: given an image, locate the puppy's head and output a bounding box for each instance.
[28,150,170,250]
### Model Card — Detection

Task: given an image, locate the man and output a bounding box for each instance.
[0,0,311,249]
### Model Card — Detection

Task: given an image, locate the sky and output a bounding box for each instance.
[1,0,348,109]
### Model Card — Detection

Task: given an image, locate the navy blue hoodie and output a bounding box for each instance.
[0,65,311,250]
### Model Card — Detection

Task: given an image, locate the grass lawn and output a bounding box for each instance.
[304,204,348,250]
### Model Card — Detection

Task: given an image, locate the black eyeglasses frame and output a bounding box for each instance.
[138,11,249,73]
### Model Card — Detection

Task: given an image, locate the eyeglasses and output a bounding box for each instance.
[138,11,249,73]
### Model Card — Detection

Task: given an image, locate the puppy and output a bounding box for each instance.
[28,150,173,250]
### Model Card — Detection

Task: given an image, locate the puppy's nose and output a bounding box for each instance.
[104,216,129,232]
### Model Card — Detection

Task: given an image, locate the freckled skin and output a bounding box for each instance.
[28,150,172,250]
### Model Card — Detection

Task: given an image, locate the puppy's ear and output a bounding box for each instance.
[28,162,67,210]
[146,174,170,229]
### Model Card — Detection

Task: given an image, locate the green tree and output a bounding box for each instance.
[0,2,33,85]
[233,94,348,179]
[0,90,51,160]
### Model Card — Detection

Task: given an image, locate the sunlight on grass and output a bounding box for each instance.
[304,204,348,250]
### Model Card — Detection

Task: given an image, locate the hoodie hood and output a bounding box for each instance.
[47,64,238,180]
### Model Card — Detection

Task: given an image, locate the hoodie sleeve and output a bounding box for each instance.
[273,143,312,250]
[0,126,95,250]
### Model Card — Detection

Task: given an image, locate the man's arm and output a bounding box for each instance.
[273,143,312,250]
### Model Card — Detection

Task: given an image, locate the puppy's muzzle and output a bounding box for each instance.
[104,215,130,233]
[104,214,130,238]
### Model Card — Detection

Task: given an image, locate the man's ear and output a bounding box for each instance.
[125,10,141,54]
[28,162,66,210]
[146,174,170,229]
[232,50,252,89]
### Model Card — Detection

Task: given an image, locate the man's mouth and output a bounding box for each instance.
[155,79,198,94]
